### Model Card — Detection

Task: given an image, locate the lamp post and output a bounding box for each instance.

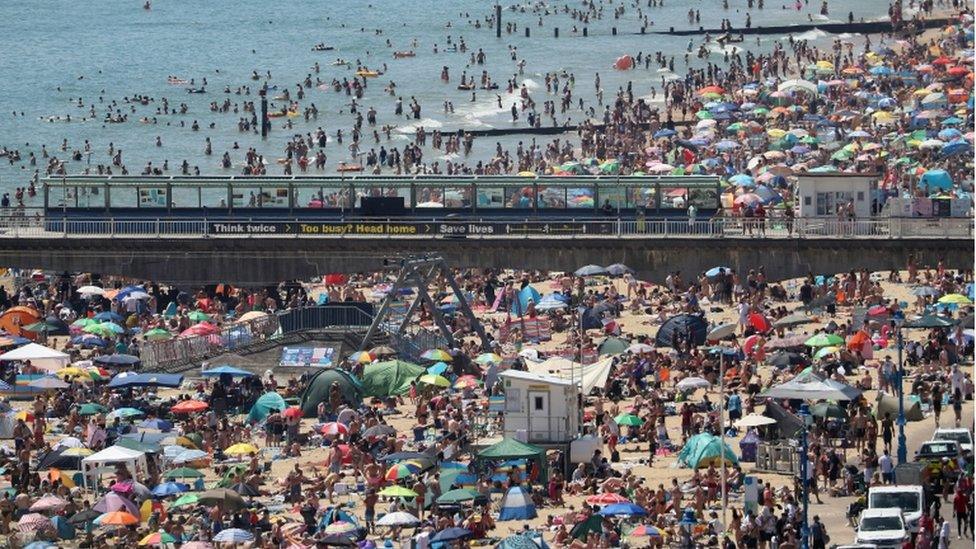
[894,316,908,464]
[798,403,813,549]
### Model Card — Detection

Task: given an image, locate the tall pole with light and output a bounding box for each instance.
[894,315,907,464]
[798,403,813,549]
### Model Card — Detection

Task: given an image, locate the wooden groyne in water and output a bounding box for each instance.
[651,17,951,36]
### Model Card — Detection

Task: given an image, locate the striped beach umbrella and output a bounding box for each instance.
[385,461,423,481]
[453,375,481,390]
[320,422,349,436]
[418,374,450,388]
[30,495,68,512]
[17,513,52,532]
[421,349,452,362]
[585,493,630,505]
[212,528,255,543]
[139,531,177,546]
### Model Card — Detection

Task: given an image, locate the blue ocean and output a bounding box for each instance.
[0,0,885,195]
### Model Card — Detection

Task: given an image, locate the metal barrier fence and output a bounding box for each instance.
[0,216,966,239]
[141,314,280,371]
[140,305,381,371]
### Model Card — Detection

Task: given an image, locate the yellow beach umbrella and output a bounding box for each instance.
[224,443,259,456]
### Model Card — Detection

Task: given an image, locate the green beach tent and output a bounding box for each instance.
[247,392,286,423]
[298,368,364,417]
[677,433,738,469]
[360,360,425,398]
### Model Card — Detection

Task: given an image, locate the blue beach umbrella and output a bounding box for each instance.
[151,482,189,497]
[919,169,953,191]
[598,502,648,517]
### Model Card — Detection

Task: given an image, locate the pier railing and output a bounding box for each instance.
[1,215,970,239]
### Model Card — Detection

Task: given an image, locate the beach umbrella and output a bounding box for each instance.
[378,486,418,498]
[773,313,814,328]
[905,315,954,328]
[939,293,972,305]
[229,482,260,497]
[198,489,246,511]
[200,365,253,377]
[606,263,635,276]
[598,502,648,517]
[624,524,662,537]
[78,286,105,296]
[614,413,644,427]
[138,418,173,431]
[164,467,203,479]
[144,328,172,341]
[107,407,144,421]
[386,461,423,481]
[585,493,630,505]
[97,511,139,526]
[224,443,259,456]
[804,333,844,347]
[369,345,397,357]
[169,494,200,508]
[280,406,303,419]
[734,414,777,428]
[170,400,208,414]
[30,495,68,512]
[436,488,480,504]
[139,531,177,546]
[941,140,973,157]
[419,374,450,388]
[93,492,139,515]
[574,264,608,277]
[68,509,100,525]
[320,422,349,437]
[454,375,481,390]
[813,346,839,360]
[362,424,396,438]
[18,513,52,533]
[911,286,940,297]
[377,511,420,527]
[474,353,503,365]
[348,351,374,364]
[93,311,124,323]
[768,351,806,369]
[810,402,847,420]
[432,527,473,543]
[653,128,676,139]
[77,403,108,416]
[151,482,189,497]
[420,349,452,362]
[213,528,255,543]
[676,377,711,391]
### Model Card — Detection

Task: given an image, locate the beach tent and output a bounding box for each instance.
[246,392,286,423]
[761,371,860,401]
[655,314,708,347]
[876,392,923,422]
[598,336,630,356]
[477,438,546,481]
[498,533,549,549]
[360,360,425,398]
[0,306,41,337]
[298,368,363,417]
[0,343,70,372]
[677,433,738,469]
[82,445,148,487]
[498,486,538,520]
[510,286,542,315]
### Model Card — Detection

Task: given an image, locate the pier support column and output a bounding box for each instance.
[259,87,269,138]
[496,4,502,38]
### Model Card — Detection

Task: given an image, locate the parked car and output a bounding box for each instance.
[868,485,924,533]
[932,427,973,453]
[855,508,908,549]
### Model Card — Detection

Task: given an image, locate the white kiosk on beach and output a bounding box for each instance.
[498,369,579,444]
[796,173,875,218]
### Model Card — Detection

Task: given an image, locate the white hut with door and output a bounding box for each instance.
[498,369,579,444]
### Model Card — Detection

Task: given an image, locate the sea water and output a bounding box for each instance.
[0,0,892,197]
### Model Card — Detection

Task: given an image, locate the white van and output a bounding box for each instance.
[855,508,908,549]
[867,485,924,533]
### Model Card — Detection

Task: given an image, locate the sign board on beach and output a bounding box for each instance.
[207,221,615,236]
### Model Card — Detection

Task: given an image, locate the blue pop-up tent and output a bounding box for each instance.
[510,286,542,315]
[498,486,537,521]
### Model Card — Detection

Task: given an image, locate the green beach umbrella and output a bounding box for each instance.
[164,467,204,479]
[614,414,644,427]
[77,403,108,416]
[378,486,418,498]
[804,333,844,348]
[188,311,210,322]
[436,488,480,504]
[170,493,200,508]
[144,328,172,341]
